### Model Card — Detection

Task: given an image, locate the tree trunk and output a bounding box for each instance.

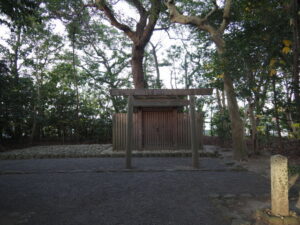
[62,127,65,144]
[221,89,226,109]
[272,75,284,153]
[292,0,300,122]
[286,111,297,135]
[216,89,223,110]
[216,89,228,146]
[30,104,37,144]
[223,72,247,159]
[30,73,42,144]
[164,0,247,160]
[12,26,22,141]
[132,44,146,89]
[12,26,21,82]
[219,47,248,160]
[90,1,162,89]
[150,42,162,88]
[184,54,190,89]
[285,80,297,137]
[272,76,283,140]
[247,99,259,154]
[170,71,174,89]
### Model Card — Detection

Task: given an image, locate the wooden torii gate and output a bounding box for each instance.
[110,88,212,169]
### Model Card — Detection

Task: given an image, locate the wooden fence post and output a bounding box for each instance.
[190,95,199,168]
[126,95,133,169]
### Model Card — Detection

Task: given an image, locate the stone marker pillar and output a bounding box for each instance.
[271,154,289,216]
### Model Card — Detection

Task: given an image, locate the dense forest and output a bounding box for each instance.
[0,0,299,158]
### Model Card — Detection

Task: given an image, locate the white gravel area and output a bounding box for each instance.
[0,144,112,159]
[15,144,111,153]
[0,144,219,160]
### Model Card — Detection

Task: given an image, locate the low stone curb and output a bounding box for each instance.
[0,151,219,160]
[0,167,245,175]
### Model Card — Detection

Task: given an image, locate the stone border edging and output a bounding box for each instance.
[0,167,248,175]
[0,151,219,160]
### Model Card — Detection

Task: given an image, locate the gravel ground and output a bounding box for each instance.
[0,157,269,225]
[0,144,219,160]
[0,144,111,159]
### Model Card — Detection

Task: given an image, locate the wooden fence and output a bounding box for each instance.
[113,112,203,151]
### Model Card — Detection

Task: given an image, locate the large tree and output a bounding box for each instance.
[291,0,300,123]
[86,0,162,89]
[165,0,247,160]
[78,22,131,112]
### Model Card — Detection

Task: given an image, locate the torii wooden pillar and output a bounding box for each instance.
[126,95,133,169]
[110,88,213,169]
[189,95,199,168]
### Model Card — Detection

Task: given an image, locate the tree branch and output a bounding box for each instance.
[87,0,136,41]
[219,0,231,34]
[165,0,226,51]
[204,0,218,21]
[139,0,161,47]
[125,0,147,15]
[164,0,213,34]
[154,26,170,31]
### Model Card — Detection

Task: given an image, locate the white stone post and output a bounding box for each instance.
[271,154,289,216]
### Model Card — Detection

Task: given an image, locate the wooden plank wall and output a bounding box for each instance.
[113,113,139,150]
[177,113,191,149]
[113,112,203,151]
[142,111,174,150]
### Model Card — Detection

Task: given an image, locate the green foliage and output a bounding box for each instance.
[0,1,133,144]
[0,74,35,140]
[289,165,300,175]
[0,0,41,29]
[211,110,231,141]
[1,0,299,147]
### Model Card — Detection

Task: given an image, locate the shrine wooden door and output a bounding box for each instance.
[142,109,176,150]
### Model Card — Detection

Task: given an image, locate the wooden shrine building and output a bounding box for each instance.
[110,88,212,168]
